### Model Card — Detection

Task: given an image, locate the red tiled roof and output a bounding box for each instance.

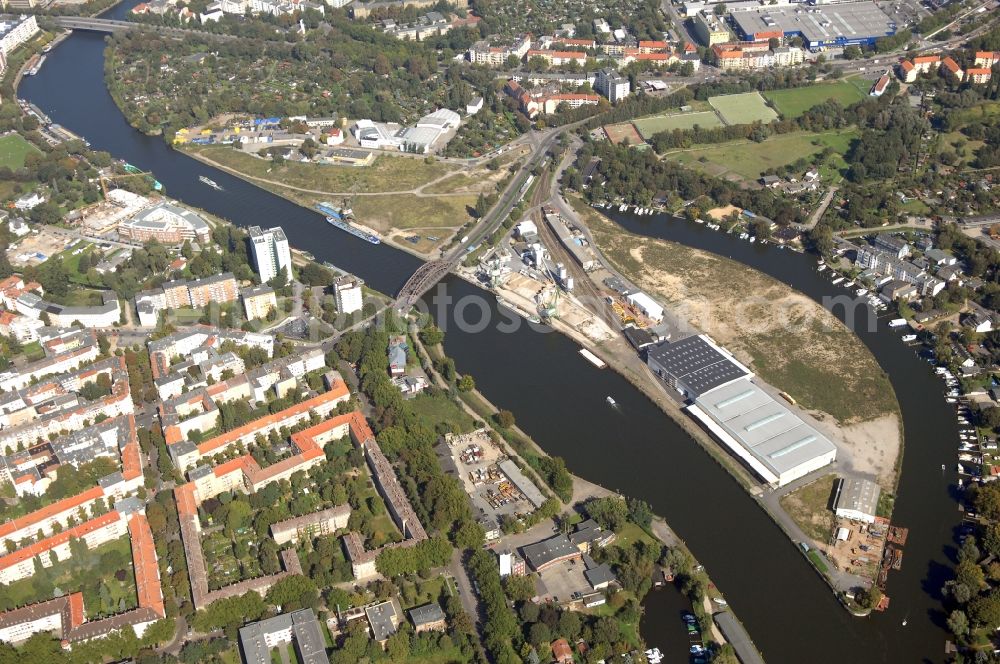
[0,511,120,572]
[0,485,105,540]
[639,40,667,48]
[900,60,914,71]
[128,514,165,618]
[941,56,961,73]
[913,55,940,64]
[196,383,349,456]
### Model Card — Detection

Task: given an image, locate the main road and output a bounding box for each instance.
[395,121,584,309]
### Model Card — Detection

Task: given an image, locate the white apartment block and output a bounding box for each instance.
[334,276,364,314]
[248,225,293,284]
[0,15,38,57]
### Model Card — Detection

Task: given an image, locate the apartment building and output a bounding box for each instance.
[468,34,532,66]
[595,68,630,103]
[334,276,364,315]
[525,49,587,67]
[898,55,941,83]
[247,225,293,284]
[135,273,238,324]
[693,11,730,46]
[241,285,278,320]
[118,202,211,245]
[0,15,38,56]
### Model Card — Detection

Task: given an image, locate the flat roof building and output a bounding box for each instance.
[647,334,752,398]
[119,202,211,245]
[238,609,326,664]
[730,3,897,49]
[408,603,447,633]
[833,477,880,524]
[521,534,582,572]
[498,459,546,509]
[365,599,400,644]
[687,378,837,486]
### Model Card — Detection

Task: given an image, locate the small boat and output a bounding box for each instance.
[817,264,827,272]
[644,648,663,664]
[606,396,617,407]
[941,464,946,470]
[831,277,844,285]
[199,175,222,190]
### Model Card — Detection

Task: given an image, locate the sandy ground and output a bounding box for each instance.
[496,272,615,344]
[706,204,741,220]
[819,413,902,489]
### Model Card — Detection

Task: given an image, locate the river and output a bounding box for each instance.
[19,7,958,662]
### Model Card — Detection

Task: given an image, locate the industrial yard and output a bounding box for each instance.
[441,428,546,527]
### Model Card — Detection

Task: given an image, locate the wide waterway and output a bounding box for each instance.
[20,7,960,661]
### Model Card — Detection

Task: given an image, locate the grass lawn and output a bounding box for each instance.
[633,111,724,138]
[778,474,837,542]
[0,134,41,169]
[663,129,858,182]
[708,92,778,125]
[615,522,659,549]
[350,193,476,234]
[48,287,106,307]
[763,81,867,119]
[190,146,456,193]
[398,576,446,609]
[0,536,137,619]
[807,549,829,575]
[21,340,44,361]
[408,392,476,432]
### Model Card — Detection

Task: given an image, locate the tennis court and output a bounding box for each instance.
[708,92,779,125]
[633,111,724,138]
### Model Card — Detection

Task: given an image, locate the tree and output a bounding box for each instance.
[265,574,318,610]
[969,590,1000,629]
[855,586,882,610]
[457,374,475,392]
[955,559,985,591]
[503,574,536,602]
[947,609,969,638]
[495,410,515,429]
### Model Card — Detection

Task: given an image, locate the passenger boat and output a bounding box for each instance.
[199,175,222,190]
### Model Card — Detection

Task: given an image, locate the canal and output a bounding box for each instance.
[20,9,957,662]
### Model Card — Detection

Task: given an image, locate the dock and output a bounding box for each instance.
[579,348,607,368]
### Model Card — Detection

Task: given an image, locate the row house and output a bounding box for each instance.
[526,49,588,67]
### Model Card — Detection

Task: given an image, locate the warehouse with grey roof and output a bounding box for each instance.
[646,334,752,398]
[729,3,897,49]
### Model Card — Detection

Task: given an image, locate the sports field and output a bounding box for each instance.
[603,122,644,146]
[708,92,778,125]
[0,134,41,169]
[763,81,867,119]
[662,129,858,181]
[633,111,724,138]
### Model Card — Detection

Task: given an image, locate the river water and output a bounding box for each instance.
[20,8,959,661]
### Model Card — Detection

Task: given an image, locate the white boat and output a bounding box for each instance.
[901,334,917,342]
[619,204,627,212]
[645,648,663,664]
[817,264,827,272]
[856,288,868,296]
[199,175,222,190]
[606,396,617,407]
[749,237,756,243]
[831,277,844,285]
[695,218,705,224]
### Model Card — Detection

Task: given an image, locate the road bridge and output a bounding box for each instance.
[52,16,235,39]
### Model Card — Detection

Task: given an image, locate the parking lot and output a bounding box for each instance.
[442,428,537,523]
[535,558,593,604]
[876,0,931,28]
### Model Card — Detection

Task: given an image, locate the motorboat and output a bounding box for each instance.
[606,396,617,407]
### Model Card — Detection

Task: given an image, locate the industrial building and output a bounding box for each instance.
[687,379,838,487]
[730,3,896,49]
[647,334,751,399]
[833,477,880,523]
[649,334,837,486]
